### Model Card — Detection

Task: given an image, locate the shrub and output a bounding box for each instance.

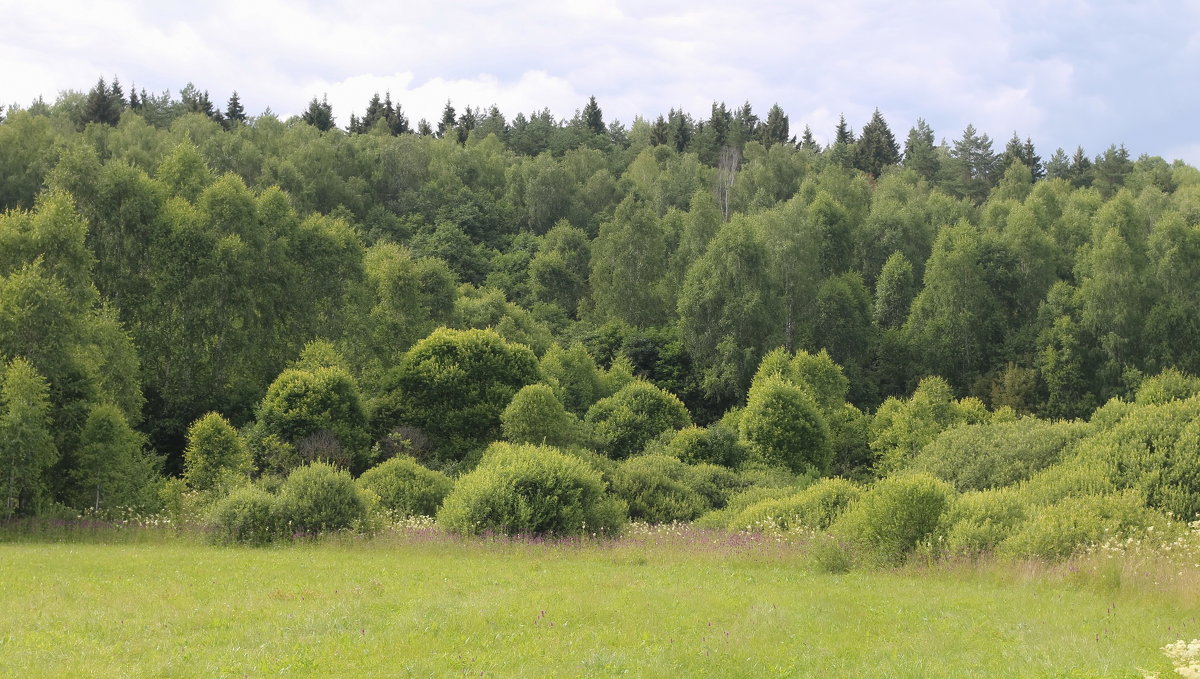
[666,425,747,467]
[585,381,691,459]
[1000,491,1158,560]
[255,366,372,474]
[183,412,252,491]
[357,456,453,518]
[501,383,580,447]
[937,488,1027,556]
[1134,368,1200,405]
[733,478,861,532]
[275,462,372,535]
[739,375,831,476]
[869,376,991,475]
[694,485,797,529]
[209,485,278,545]
[909,419,1089,491]
[610,454,707,523]
[437,442,626,537]
[832,473,956,565]
[684,463,748,510]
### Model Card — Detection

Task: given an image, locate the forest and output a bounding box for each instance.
[1,76,1199,568]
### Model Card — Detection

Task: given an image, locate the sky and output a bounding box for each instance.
[3,0,1199,164]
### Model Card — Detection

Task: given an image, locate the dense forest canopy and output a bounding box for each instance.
[3,77,1199,530]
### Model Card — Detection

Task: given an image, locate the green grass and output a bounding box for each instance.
[0,526,1195,677]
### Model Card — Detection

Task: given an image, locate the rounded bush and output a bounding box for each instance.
[610,454,707,523]
[501,383,579,447]
[437,442,626,537]
[275,462,371,535]
[734,478,861,532]
[585,381,691,459]
[739,375,831,476]
[209,485,278,545]
[1000,491,1157,560]
[685,463,748,510]
[357,456,453,518]
[184,412,252,491]
[831,473,956,565]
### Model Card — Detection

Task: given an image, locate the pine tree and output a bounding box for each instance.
[649,115,669,146]
[583,96,605,136]
[948,124,999,202]
[385,93,410,135]
[82,76,118,126]
[417,119,433,136]
[1045,148,1071,179]
[855,108,900,176]
[708,102,731,147]
[668,108,693,152]
[1069,146,1093,187]
[361,92,386,132]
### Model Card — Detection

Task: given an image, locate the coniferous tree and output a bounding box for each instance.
[649,115,669,146]
[386,93,411,135]
[1069,146,1094,187]
[903,118,939,181]
[1045,147,1071,179]
[948,124,999,202]
[758,104,790,148]
[437,100,456,138]
[855,108,900,176]
[800,125,820,152]
[834,114,855,145]
[708,102,732,148]
[667,108,694,152]
[224,91,247,127]
[301,95,335,131]
[417,118,433,136]
[1001,132,1043,180]
[583,95,605,136]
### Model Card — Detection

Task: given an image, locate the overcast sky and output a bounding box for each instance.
[4,0,1199,164]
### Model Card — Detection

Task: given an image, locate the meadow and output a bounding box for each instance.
[2,522,1197,678]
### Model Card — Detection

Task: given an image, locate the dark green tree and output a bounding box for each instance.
[582,96,605,136]
[902,118,939,181]
[855,109,900,177]
[758,104,790,148]
[301,95,335,131]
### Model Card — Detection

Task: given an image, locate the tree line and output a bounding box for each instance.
[0,77,1196,524]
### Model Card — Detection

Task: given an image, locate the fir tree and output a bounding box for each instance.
[758,104,790,148]
[799,125,820,152]
[301,95,335,131]
[224,91,247,126]
[437,101,457,138]
[834,113,855,145]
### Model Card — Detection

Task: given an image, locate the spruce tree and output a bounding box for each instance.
[855,108,900,176]
[224,91,247,126]
[437,100,457,138]
[834,113,855,145]
[759,104,790,148]
[903,118,939,180]
[301,95,335,131]
[583,95,605,136]
[649,115,669,146]
[800,125,820,152]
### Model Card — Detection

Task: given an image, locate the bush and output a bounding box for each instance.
[1000,492,1158,560]
[937,488,1027,556]
[585,381,691,459]
[209,485,278,545]
[500,383,580,447]
[610,454,707,523]
[357,456,453,518]
[437,442,626,537]
[666,425,746,467]
[832,473,956,565]
[733,478,861,532]
[739,375,831,476]
[684,463,748,510]
[909,419,1089,492]
[694,485,797,529]
[183,413,252,491]
[275,462,372,535]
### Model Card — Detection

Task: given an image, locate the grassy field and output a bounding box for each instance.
[1,524,1196,678]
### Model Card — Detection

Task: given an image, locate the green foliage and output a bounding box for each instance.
[437,442,626,537]
[356,456,452,518]
[909,418,1089,492]
[610,454,708,523]
[732,477,861,532]
[739,375,831,476]
[936,488,1027,556]
[70,403,160,512]
[584,381,691,459]
[1134,368,1200,405]
[538,342,604,416]
[255,365,371,473]
[377,328,539,459]
[0,357,57,517]
[869,376,991,475]
[208,485,278,545]
[501,383,580,447]
[664,425,747,467]
[1000,492,1157,560]
[183,413,251,492]
[832,473,956,565]
[275,462,372,535]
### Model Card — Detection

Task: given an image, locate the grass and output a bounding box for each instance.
[1,523,1197,677]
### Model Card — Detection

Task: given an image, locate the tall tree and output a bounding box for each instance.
[947,124,999,202]
[301,95,335,131]
[583,96,605,136]
[855,108,900,177]
[758,104,790,148]
[0,358,57,518]
[903,118,939,181]
[224,91,247,127]
[437,100,457,139]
